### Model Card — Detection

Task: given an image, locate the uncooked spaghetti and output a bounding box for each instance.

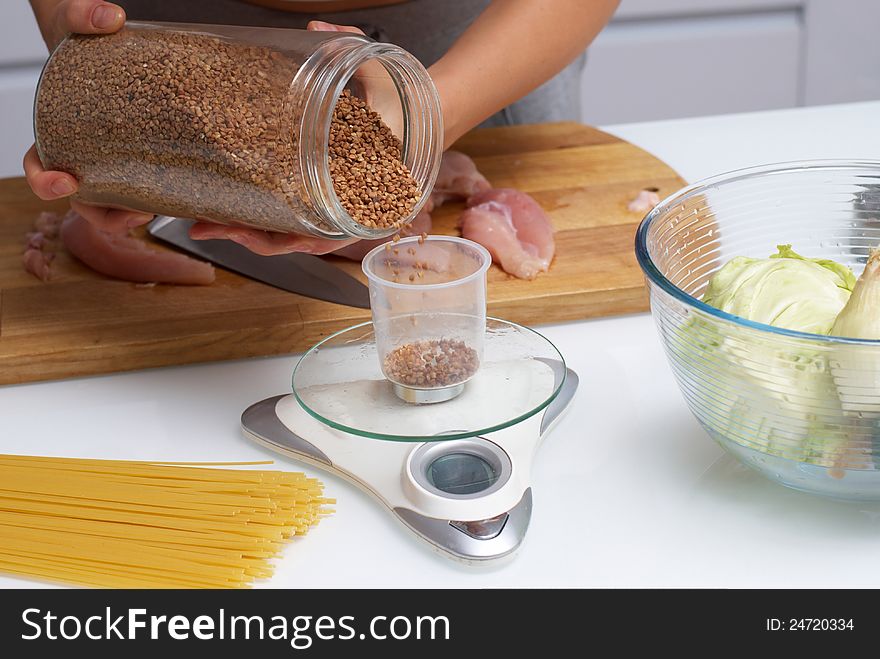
[0,454,333,588]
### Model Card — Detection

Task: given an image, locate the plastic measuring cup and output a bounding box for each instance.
[362,236,492,403]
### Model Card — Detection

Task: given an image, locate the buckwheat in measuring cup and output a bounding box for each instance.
[363,236,491,403]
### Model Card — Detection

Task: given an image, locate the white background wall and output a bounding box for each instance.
[1,0,879,178]
[582,0,880,123]
[0,3,47,179]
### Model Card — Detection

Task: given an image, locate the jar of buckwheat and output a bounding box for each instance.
[33,22,443,239]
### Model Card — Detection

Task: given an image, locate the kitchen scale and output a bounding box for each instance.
[241,318,578,564]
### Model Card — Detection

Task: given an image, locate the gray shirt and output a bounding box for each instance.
[117,0,585,128]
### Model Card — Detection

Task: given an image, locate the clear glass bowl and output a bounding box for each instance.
[636,160,880,500]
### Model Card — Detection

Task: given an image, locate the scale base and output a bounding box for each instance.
[394,489,532,564]
[241,366,578,564]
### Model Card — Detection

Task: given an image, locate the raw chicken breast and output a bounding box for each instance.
[459,189,555,280]
[60,212,215,285]
[34,211,63,238]
[22,248,54,282]
[627,189,660,213]
[21,212,63,282]
[332,208,432,261]
[25,231,49,250]
[429,151,492,210]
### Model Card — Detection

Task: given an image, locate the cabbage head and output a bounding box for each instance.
[702,244,855,335]
[676,246,857,467]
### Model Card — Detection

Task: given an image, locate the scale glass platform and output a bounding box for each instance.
[241,318,578,564]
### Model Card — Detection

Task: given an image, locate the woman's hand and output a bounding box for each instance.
[24,145,153,232]
[189,223,358,256]
[189,20,366,256]
[25,1,152,232]
[31,0,126,51]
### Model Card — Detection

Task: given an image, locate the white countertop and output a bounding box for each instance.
[3,101,880,589]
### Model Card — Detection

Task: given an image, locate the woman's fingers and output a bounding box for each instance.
[307,21,366,36]
[23,145,78,200]
[70,199,154,233]
[24,145,149,231]
[25,1,129,221]
[189,222,359,256]
[57,0,125,38]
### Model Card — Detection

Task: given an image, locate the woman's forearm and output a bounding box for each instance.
[429,0,619,147]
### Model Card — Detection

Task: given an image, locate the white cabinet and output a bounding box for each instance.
[0,4,45,179]
[581,10,801,124]
[582,0,880,125]
[0,2,46,63]
[802,0,880,104]
[0,68,43,169]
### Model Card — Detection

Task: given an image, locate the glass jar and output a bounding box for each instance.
[33,21,443,239]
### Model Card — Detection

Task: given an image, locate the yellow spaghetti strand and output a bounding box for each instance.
[0,454,334,589]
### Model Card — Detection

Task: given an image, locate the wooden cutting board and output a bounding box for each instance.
[0,122,684,385]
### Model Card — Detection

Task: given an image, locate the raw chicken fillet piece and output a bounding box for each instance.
[627,189,660,213]
[22,247,55,282]
[21,212,62,282]
[60,211,215,285]
[459,188,555,280]
[428,150,492,210]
